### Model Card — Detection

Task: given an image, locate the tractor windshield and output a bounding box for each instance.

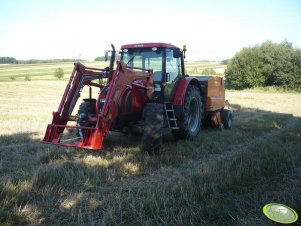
[121,48,163,82]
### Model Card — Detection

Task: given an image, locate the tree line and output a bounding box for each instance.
[0,57,80,64]
[95,54,120,61]
[0,57,17,64]
[225,40,301,90]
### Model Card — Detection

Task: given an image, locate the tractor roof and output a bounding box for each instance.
[121,42,178,49]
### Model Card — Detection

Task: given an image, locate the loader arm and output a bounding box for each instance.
[43,61,153,150]
[99,62,153,130]
[54,62,106,126]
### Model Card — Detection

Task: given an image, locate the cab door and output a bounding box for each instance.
[163,48,182,102]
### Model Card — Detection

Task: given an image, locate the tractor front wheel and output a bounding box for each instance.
[173,85,203,140]
[141,103,164,155]
[76,100,96,138]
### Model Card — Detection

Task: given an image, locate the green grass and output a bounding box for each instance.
[0,68,300,225]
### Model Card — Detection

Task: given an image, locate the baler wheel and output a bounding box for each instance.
[221,109,232,129]
[141,103,164,155]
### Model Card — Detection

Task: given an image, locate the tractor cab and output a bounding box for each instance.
[120,43,185,103]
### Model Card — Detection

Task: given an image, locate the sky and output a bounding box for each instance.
[0,0,301,61]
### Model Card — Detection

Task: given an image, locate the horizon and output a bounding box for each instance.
[1,0,301,61]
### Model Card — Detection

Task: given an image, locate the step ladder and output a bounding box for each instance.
[164,104,179,130]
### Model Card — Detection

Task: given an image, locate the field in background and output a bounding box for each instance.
[0,65,300,225]
[185,61,226,75]
[0,61,225,82]
[0,61,107,82]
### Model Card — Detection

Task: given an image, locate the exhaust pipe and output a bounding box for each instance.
[109,44,116,71]
[104,44,116,71]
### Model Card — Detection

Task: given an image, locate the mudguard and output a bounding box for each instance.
[172,77,202,106]
[171,77,202,120]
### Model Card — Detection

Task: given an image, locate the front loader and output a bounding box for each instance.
[43,43,232,154]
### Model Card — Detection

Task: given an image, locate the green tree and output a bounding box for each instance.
[261,40,295,87]
[201,68,216,75]
[225,46,265,89]
[225,40,301,90]
[0,57,17,64]
[54,68,64,79]
[94,56,105,61]
[293,49,301,89]
[95,53,120,61]
[221,59,228,65]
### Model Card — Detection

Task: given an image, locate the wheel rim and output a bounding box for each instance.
[188,98,200,133]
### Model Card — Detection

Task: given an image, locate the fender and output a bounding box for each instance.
[172,77,202,105]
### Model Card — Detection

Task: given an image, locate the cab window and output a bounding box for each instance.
[166,49,181,84]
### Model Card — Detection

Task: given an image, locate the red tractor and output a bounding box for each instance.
[43,43,232,154]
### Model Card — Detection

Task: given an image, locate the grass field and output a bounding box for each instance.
[0,62,300,225]
[0,62,108,82]
[0,61,225,82]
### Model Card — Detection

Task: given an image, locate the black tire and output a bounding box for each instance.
[221,109,232,129]
[173,85,203,140]
[76,101,96,138]
[141,103,164,155]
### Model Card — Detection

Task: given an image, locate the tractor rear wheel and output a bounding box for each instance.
[173,85,203,140]
[221,109,232,129]
[141,103,164,155]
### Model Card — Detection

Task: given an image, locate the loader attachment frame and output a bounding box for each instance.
[43,61,153,150]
